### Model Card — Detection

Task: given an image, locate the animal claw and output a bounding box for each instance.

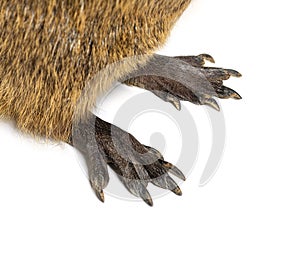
[161,161,186,181]
[167,95,181,111]
[226,69,242,78]
[151,174,181,195]
[172,186,183,196]
[198,53,215,64]
[203,97,220,111]
[95,189,105,203]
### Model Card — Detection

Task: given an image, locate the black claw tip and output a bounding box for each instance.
[231,92,242,100]
[227,88,242,100]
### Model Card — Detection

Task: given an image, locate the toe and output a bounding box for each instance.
[225,69,242,78]
[205,98,220,111]
[120,174,153,206]
[144,145,164,160]
[147,163,182,196]
[214,86,242,100]
[160,160,186,181]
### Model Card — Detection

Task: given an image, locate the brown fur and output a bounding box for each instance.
[0,0,191,142]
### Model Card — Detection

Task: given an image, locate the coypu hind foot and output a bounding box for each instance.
[124,54,242,111]
[70,53,242,206]
[71,115,185,206]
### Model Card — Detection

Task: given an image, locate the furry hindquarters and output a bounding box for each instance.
[0,0,191,141]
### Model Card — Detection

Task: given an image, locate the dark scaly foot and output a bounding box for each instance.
[124,54,242,111]
[70,114,185,206]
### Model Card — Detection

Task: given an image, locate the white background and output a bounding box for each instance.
[0,0,300,253]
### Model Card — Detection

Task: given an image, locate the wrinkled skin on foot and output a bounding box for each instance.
[71,54,242,206]
[71,115,185,207]
[125,54,242,111]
